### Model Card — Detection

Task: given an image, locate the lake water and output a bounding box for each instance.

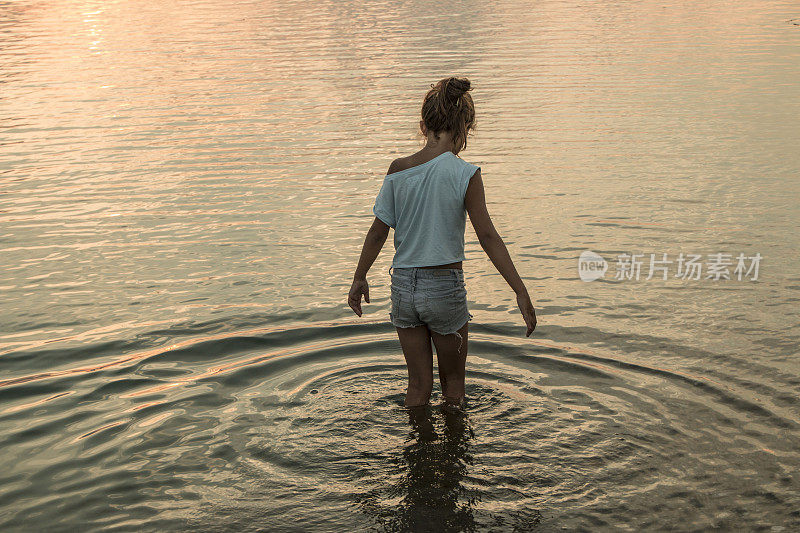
[1,0,799,531]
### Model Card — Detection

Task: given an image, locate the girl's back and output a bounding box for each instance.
[373,150,480,270]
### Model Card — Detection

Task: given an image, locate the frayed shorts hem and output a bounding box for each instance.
[389,311,472,335]
[425,311,473,337]
[391,312,474,352]
[393,321,424,329]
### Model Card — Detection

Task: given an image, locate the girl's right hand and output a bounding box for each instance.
[516,292,537,337]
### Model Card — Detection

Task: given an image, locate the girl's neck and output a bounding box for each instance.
[423,138,457,155]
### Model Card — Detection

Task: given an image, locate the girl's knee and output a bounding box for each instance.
[442,374,465,394]
[407,379,433,393]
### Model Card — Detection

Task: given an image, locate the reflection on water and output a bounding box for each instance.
[359,406,483,532]
[1,0,799,530]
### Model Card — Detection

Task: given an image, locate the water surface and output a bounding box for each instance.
[1,0,799,531]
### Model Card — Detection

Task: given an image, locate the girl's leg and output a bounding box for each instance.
[431,321,469,406]
[396,325,434,407]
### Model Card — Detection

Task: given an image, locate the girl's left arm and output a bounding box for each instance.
[348,217,390,316]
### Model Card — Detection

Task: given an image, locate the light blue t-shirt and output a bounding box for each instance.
[372,151,481,268]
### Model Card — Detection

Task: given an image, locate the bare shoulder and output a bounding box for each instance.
[387,156,412,176]
[387,158,404,176]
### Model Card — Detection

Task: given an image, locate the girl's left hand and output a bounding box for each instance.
[348,278,370,317]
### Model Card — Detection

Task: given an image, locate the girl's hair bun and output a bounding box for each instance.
[421,76,476,153]
[443,77,471,100]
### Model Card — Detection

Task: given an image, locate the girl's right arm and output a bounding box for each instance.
[464,168,537,336]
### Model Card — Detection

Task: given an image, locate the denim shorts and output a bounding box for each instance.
[388,266,473,350]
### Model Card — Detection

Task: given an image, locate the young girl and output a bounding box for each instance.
[348,77,537,410]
